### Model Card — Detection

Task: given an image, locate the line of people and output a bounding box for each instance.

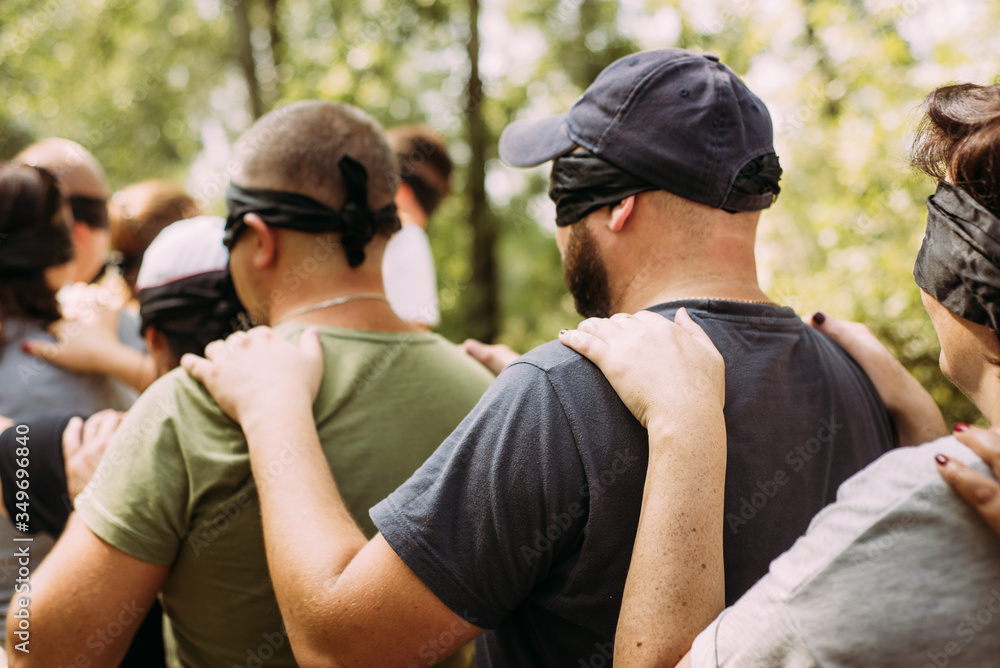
[0,47,997,667]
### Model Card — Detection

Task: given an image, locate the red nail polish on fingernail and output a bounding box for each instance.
[954,423,970,433]
[812,312,826,326]
[21,343,30,353]
[935,454,949,466]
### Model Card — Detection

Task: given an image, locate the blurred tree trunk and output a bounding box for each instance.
[802,0,841,118]
[572,0,604,88]
[465,0,499,342]
[264,0,282,65]
[234,0,265,120]
[264,0,284,102]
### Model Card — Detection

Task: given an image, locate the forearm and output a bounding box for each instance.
[615,410,727,668]
[889,392,948,447]
[241,403,369,664]
[103,345,156,393]
[6,515,166,668]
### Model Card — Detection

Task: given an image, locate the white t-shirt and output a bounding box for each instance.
[691,436,1000,667]
[383,223,439,327]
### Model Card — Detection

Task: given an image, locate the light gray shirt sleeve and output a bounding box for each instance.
[692,436,1000,667]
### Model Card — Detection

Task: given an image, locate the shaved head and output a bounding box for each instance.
[232,100,397,212]
[17,138,111,282]
[15,138,109,200]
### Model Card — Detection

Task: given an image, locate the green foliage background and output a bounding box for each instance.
[2,0,999,424]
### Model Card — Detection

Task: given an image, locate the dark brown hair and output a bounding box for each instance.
[912,83,1000,216]
[386,125,452,217]
[110,180,201,293]
[0,162,69,332]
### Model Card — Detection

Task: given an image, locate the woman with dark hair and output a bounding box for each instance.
[556,81,1000,666]
[18,181,207,393]
[0,161,134,420]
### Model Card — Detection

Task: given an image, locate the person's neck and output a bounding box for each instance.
[971,378,1000,426]
[267,279,413,333]
[613,245,770,313]
[397,203,428,230]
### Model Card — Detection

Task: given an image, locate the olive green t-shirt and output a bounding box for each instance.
[75,324,493,668]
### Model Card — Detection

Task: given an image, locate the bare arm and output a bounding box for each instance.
[183,328,482,667]
[808,312,948,447]
[559,309,727,667]
[5,514,168,667]
[23,316,155,393]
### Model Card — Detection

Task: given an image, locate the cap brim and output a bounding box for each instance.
[498,114,576,168]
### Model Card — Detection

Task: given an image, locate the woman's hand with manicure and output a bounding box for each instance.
[939,424,1000,535]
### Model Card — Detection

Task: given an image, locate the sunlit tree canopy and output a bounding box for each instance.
[3,0,998,423]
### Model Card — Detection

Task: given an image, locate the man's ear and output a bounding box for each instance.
[607,195,635,233]
[241,213,277,269]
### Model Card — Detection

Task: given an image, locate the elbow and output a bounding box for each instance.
[290,645,343,668]
[286,627,378,668]
[284,629,348,668]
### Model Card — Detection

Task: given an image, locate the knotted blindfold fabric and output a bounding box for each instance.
[68,195,109,230]
[722,153,782,213]
[224,155,400,267]
[914,181,1000,331]
[138,269,246,342]
[549,151,657,227]
[0,225,74,275]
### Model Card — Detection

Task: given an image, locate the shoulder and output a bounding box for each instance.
[512,338,626,400]
[141,365,219,416]
[413,333,495,389]
[511,338,590,376]
[766,436,998,595]
[113,366,234,450]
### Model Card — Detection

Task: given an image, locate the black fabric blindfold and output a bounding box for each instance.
[914,181,1000,331]
[224,155,399,267]
[549,152,657,227]
[138,269,246,342]
[0,225,74,276]
[69,196,109,230]
[549,150,783,227]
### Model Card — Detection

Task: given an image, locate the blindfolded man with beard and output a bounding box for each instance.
[134,50,901,667]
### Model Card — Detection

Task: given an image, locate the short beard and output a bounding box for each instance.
[562,222,612,318]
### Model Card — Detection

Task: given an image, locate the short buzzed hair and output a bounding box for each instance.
[386,125,452,216]
[233,101,398,215]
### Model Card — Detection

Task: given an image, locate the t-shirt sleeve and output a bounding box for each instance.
[690,581,820,667]
[370,361,587,629]
[74,371,192,565]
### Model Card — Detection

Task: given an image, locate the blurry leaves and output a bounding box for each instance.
[2,0,998,423]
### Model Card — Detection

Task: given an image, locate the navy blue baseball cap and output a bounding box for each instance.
[499,48,778,211]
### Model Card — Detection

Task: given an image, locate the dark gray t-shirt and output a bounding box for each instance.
[371,300,894,666]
